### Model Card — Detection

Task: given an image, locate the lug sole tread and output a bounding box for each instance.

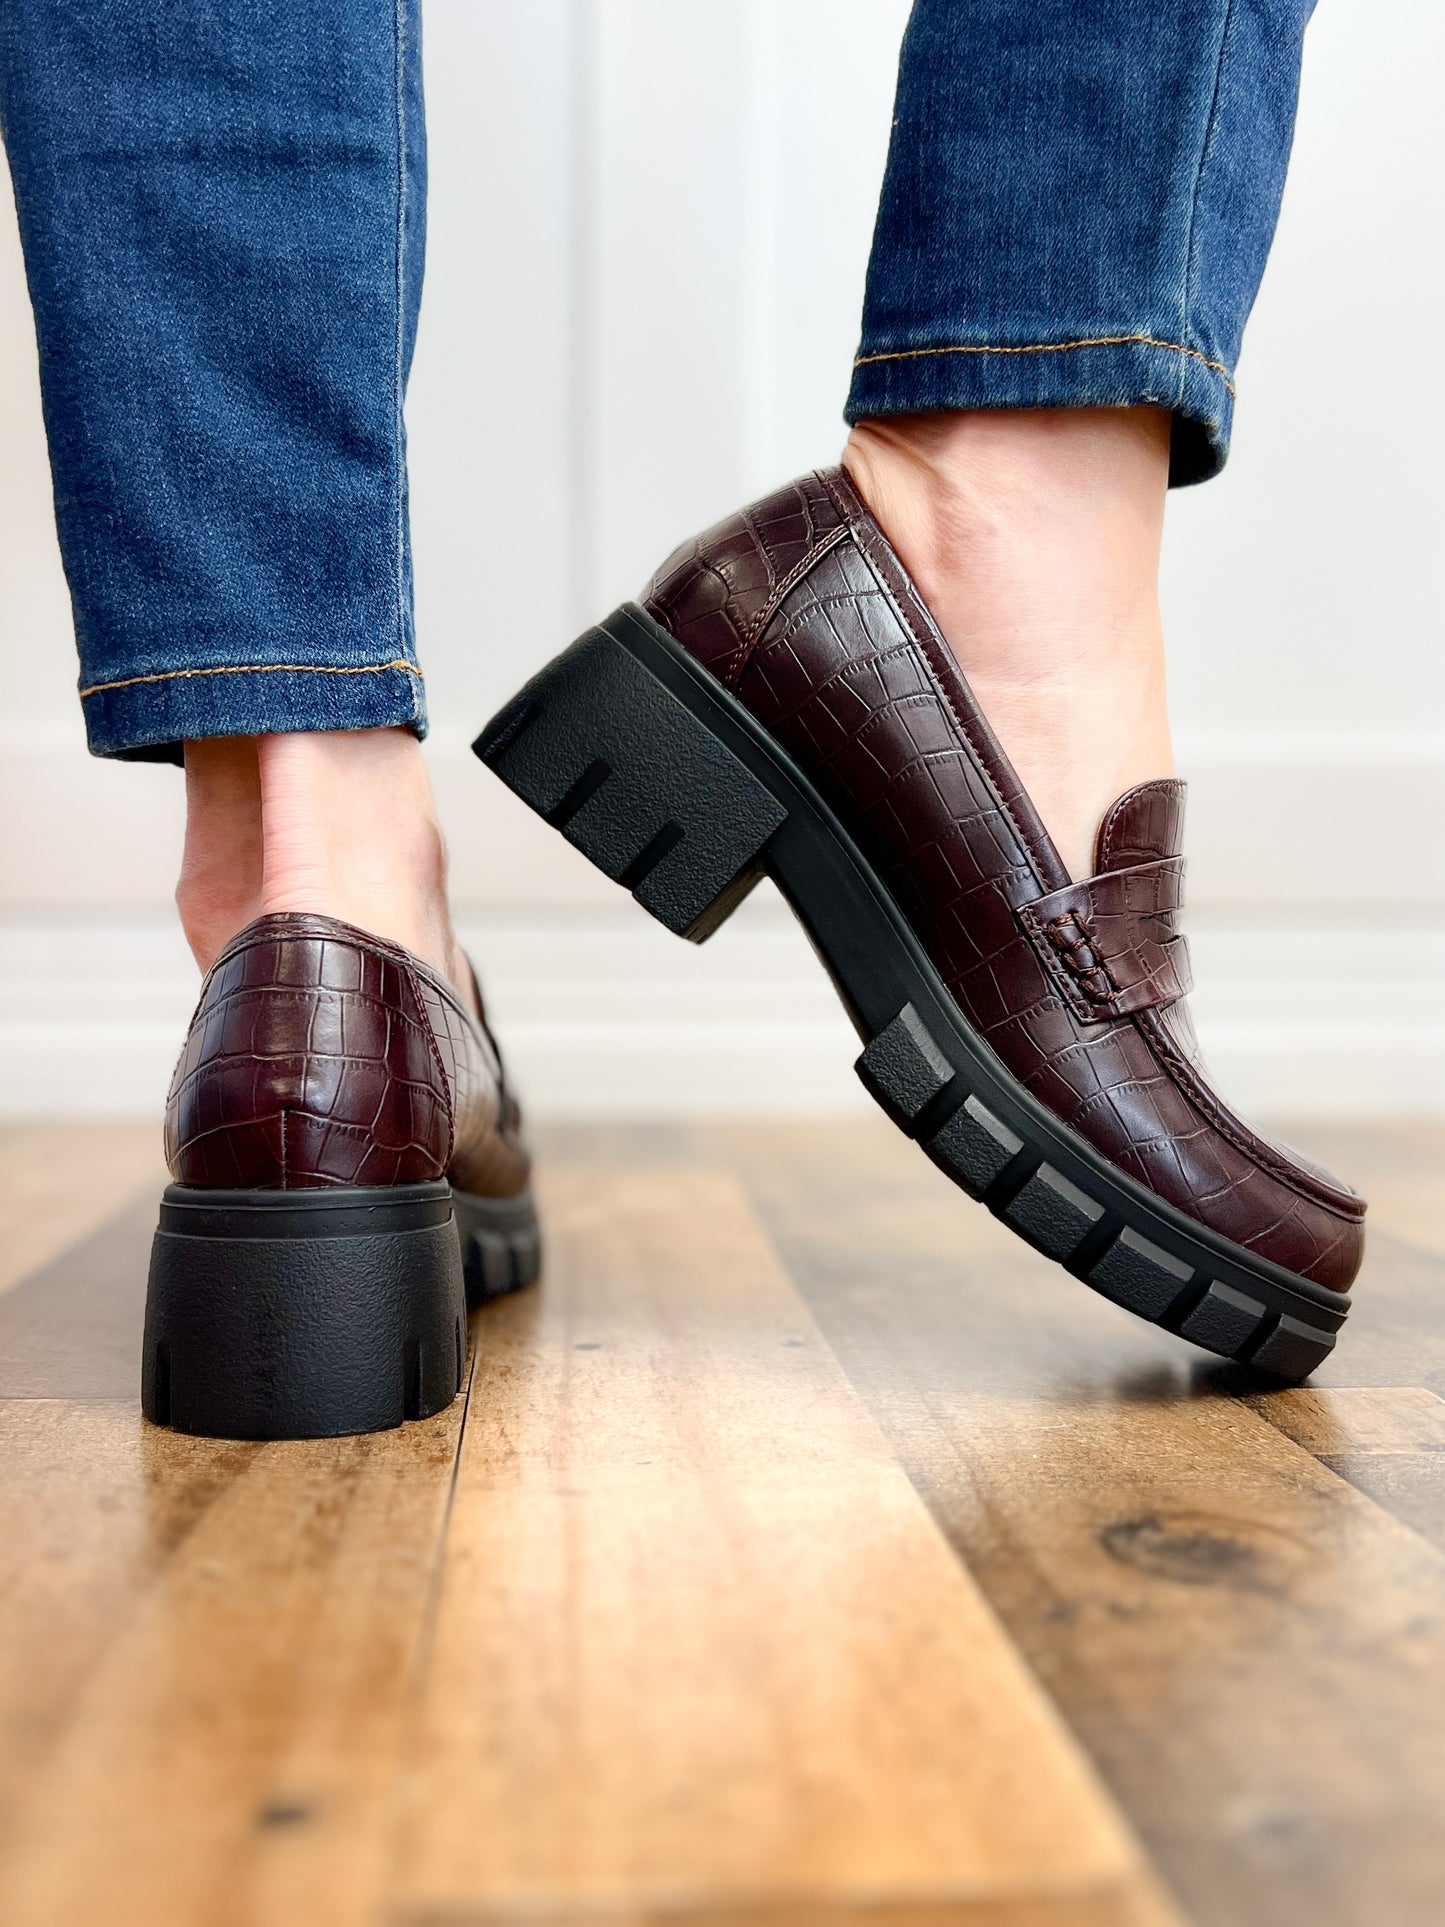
[475,608,1350,1383]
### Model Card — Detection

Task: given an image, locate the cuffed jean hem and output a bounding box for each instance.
[79,659,428,765]
[845,334,1235,488]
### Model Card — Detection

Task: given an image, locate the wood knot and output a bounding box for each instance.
[1099,1510,1322,1597]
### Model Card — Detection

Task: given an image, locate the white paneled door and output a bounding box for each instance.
[0,0,1440,1114]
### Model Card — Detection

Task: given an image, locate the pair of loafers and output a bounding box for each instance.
[146,468,1363,1439]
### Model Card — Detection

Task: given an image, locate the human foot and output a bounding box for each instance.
[153,728,538,1441]
[177,728,475,1009]
[477,467,1364,1380]
[841,408,1172,882]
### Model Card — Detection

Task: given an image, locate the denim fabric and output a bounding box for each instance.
[848,0,1315,485]
[0,1,426,760]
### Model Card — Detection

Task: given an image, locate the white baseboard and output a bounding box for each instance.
[0,893,1439,1120]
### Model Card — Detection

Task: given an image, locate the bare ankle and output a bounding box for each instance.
[176,736,265,971]
[178,729,471,1004]
[842,408,1174,880]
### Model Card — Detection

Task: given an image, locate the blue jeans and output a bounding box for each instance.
[848,0,1316,487]
[0,2,1310,760]
[0,0,426,760]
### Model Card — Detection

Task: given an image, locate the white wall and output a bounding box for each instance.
[0,0,1441,1116]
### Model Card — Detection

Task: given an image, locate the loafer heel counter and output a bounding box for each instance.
[642,470,847,687]
[165,927,452,1190]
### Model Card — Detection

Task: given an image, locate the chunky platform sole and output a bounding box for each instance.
[455,1185,544,1308]
[143,1181,541,1440]
[475,603,1350,1382]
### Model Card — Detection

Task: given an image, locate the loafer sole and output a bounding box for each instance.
[475,602,1349,1382]
[143,1181,542,1439]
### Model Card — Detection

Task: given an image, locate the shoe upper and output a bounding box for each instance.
[165,912,531,1197]
[643,467,1365,1292]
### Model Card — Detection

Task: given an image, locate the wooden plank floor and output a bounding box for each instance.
[0,1119,1440,1927]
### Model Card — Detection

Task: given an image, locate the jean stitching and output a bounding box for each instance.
[79,661,424,699]
[393,0,408,666]
[852,333,1236,398]
[1180,0,1239,407]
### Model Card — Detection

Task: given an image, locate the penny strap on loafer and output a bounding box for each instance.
[511,467,1363,1311]
[1018,855,1192,1021]
[477,465,1367,1379]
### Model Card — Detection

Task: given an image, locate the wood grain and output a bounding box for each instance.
[0,1391,467,1927]
[1252,1387,1445,1557]
[698,1119,1445,1927]
[398,1166,1178,1927]
[1257,1386,1445,1455]
[0,1122,162,1298]
[2,1118,1442,1927]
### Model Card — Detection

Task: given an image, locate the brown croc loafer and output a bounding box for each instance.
[477,468,1364,1381]
[144,912,538,1439]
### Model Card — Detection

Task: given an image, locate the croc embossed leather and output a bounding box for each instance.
[477,468,1363,1378]
[144,912,538,1439]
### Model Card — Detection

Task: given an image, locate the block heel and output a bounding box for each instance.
[476,602,1351,1382]
[475,618,789,942]
[142,1182,468,1440]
